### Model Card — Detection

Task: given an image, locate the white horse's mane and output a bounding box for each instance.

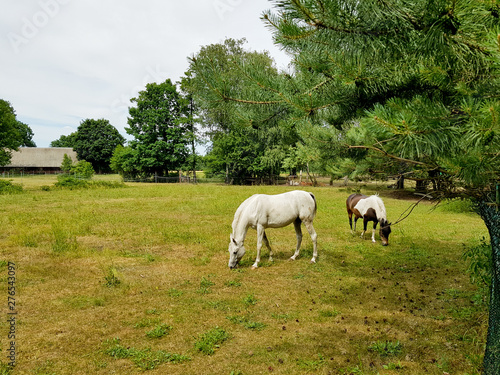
[231,194,258,233]
[355,194,387,221]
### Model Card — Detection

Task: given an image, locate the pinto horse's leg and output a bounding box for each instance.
[263,231,273,262]
[304,221,318,264]
[290,218,303,261]
[361,217,369,239]
[348,211,354,234]
[252,225,265,269]
[371,222,378,243]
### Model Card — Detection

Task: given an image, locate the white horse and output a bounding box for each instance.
[228,190,318,269]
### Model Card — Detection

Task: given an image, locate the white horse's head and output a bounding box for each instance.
[228,234,245,269]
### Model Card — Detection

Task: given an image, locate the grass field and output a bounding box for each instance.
[0,175,489,374]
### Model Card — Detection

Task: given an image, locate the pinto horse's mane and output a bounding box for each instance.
[356,194,387,222]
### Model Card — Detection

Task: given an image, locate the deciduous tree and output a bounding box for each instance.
[50,133,78,148]
[185,38,297,183]
[73,119,125,173]
[126,79,189,177]
[0,99,36,165]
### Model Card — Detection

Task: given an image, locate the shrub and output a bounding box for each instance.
[61,153,73,173]
[0,179,23,195]
[463,236,492,299]
[54,175,125,190]
[55,175,89,189]
[71,160,94,179]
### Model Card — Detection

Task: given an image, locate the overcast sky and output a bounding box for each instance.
[1,0,291,148]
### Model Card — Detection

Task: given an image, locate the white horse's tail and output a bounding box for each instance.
[309,193,317,218]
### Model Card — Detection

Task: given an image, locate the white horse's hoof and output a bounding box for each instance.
[289,256,296,261]
[251,265,258,270]
[310,259,316,264]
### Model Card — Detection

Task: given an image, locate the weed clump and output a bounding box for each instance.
[226,315,266,331]
[194,327,230,355]
[103,267,121,287]
[104,338,190,370]
[368,341,403,357]
[52,227,78,253]
[145,324,172,339]
[198,276,215,294]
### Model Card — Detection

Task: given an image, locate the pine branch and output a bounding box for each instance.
[347,144,432,168]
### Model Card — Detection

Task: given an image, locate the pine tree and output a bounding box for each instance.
[195,0,500,371]
[262,1,500,372]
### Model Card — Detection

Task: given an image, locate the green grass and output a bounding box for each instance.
[194,327,230,355]
[145,324,172,339]
[0,175,490,374]
[368,341,403,357]
[104,338,190,369]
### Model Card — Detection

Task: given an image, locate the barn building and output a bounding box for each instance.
[0,148,78,174]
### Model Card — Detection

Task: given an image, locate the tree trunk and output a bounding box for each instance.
[477,202,500,375]
[415,180,427,193]
[396,175,405,189]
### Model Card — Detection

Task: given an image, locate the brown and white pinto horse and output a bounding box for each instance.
[346,194,391,246]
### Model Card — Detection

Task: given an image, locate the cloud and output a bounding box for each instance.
[1,0,290,147]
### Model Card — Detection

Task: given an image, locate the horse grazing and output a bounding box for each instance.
[228,190,318,269]
[346,194,391,246]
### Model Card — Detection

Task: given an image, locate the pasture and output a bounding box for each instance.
[0,176,489,374]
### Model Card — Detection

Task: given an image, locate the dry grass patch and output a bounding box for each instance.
[0,179,490,374]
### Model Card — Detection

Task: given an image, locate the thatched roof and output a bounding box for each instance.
[5,148,78,168]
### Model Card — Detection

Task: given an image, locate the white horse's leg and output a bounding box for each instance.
[263,231,273,262]
[290,219,302,261]
[252,225,264,269]
[304,221,318,263]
